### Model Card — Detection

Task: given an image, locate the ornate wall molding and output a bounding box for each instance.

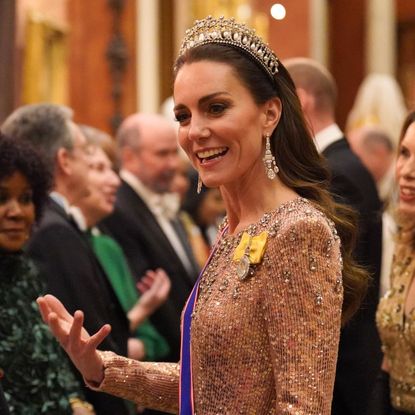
[106,0,129,133]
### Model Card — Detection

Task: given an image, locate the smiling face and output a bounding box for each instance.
[0,171,35,252]
[77,147,120,225]
[396,122,415,218]
[173,60,281,190]
[70,125,92,193]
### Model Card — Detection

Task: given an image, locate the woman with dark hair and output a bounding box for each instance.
[376,111,415,415]
[38,16,367,414]
[0,134,94,414]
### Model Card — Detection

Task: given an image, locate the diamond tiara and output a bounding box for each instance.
[178,16,279,82]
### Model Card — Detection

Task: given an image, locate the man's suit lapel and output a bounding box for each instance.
[119,182,197,284]
[170,216,200,279]
[47,198,118,293]
[120,182,172,246]
[322,137,347,158]
[48,198,94,247]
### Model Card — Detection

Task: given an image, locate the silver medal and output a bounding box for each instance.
[236,255,250,280]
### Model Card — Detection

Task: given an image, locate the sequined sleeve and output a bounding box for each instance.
[262,216,342,414]
[89,351,179,414]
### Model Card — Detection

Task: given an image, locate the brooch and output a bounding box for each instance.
[233,231,268,280]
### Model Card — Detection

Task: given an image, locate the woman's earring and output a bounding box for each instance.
[197,175,203,194]
[263,133,279,180]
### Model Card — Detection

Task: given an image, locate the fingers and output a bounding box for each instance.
[48,307,109,355]
[137,269,171,302]
[137,270,156,293]
[37,294,74,325]
[65,310,109,351]
[136,281,147,294]
[150,269,169,289]
[155,268,168,279]
[144,270,156,285]
[70,310,85,349]
[154,269,171,296]
[88,324,111,350]
[37,296,52,324]
[149,273,162,292]
[48,312,71,345]
[44,294,74,321]
[159,269,171,285]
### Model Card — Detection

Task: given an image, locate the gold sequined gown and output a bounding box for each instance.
[377,239,415,413]
[93,198,343,414]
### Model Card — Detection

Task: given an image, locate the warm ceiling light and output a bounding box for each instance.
[270,3,286,20]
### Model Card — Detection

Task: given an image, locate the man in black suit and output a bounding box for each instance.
[285,58,383,415]
[1,104,131,415]
[102,113,199,364]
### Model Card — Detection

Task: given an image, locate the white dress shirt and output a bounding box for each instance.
[314,123,344,154]
[50,191,71,214]
[120,169,194,275]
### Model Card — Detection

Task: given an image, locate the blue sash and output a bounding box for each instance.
[179,225,228,414]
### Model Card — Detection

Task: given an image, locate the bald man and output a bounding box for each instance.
[285,58,383,415]
[101,113,199,366]
[348,126,395,196]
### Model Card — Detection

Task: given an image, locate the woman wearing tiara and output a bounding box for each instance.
[38,16,368,414]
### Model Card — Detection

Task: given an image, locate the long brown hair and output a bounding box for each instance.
[395,111,415,244]
[174,44,368,325]
[398,111,415,146]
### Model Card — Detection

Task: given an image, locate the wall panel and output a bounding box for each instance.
[68,0,136,134]
[329,0,366,129]
[254,0,309,59]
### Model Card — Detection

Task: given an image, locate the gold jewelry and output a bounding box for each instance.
[197,174,203,194]
[69,397,95,414]
[263,133,279,179]
[233,231,268,280]
[178,16,279,82]
[236,239,251,280]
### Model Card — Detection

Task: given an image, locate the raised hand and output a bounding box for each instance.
[127,269,171,332]
[37,294,110,385]
[137,268,171,314]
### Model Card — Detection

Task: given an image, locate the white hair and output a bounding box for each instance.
[346,73,407,148]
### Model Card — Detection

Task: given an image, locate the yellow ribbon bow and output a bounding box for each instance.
[233,231,268,265]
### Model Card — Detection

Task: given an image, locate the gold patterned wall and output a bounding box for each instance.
[22,11,68,104]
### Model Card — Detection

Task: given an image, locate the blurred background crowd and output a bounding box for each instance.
[1,0,414,132]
